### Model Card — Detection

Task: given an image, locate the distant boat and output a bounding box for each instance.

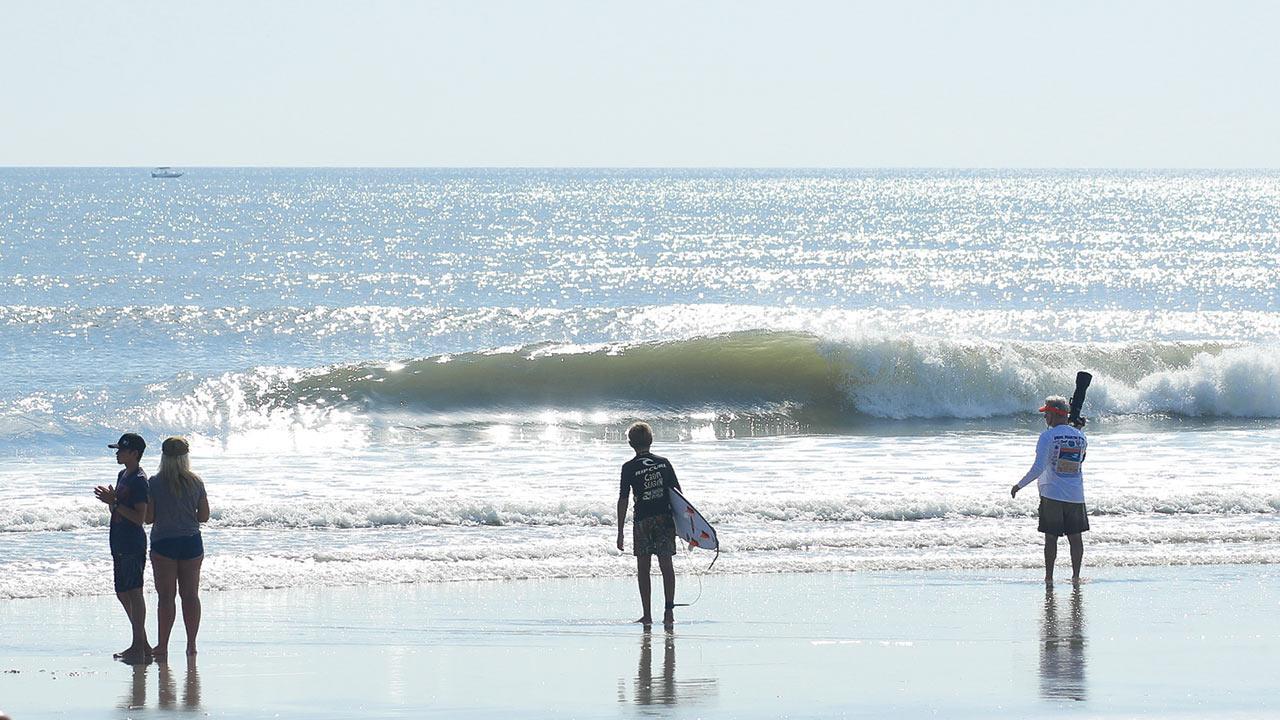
[151,167,183,178]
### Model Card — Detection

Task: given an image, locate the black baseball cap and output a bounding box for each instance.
[108,433,146,453]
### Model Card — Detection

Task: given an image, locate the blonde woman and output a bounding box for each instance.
[145,437,210,659]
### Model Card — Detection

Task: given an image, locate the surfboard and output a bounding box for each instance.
[668,487,718,552]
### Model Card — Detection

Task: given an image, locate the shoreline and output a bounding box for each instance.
[3,564,1278,718]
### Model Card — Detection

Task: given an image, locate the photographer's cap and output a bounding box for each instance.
[1038,397,1070,417]
[108,433,146,453]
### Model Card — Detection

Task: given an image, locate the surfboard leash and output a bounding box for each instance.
[671,546,720,608]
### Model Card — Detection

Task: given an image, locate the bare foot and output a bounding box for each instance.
[635,616,653,625]
[114,646,153,660]
[663,611,674,627]
[116,647,151,665]
[186,645,198,656]
[153,646,169,661]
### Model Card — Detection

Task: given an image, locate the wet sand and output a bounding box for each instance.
[1,564,1277,718]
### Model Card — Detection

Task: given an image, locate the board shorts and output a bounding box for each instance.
[633,514,677,558]
[1039,497,1090,536]
[113,552,146,593]
[151,534,204,561]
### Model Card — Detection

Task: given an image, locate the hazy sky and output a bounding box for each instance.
[3,0,1277,167]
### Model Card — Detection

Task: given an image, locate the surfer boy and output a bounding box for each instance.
[94,433,153,663]
[616,422,681,626]
[1011,397,1089,584]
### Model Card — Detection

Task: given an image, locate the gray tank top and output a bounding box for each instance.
[148,475,206,541]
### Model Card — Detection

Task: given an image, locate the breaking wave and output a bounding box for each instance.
[4,490,1277,534]
[3,331,1280,446]
[161,331,1280,425]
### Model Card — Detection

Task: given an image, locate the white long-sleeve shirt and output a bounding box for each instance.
[1016,425,1087,503]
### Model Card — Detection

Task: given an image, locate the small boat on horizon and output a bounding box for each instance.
[151,167,183,178]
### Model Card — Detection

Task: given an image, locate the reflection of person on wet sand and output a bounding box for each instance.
[158,657,202,710]
[1039,584,1087,702]
[159,660,177,709]
[624,629,718,710]
[634,630,677,706]
[184,658,202,709]
[121,663,147,710]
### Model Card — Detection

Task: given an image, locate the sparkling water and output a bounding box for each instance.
[2,168,1278,598]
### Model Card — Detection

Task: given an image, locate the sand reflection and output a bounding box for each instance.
[120,664,147,710]
[120,658,201,711]
[1039,585,1087,702]
[623,629,718,711]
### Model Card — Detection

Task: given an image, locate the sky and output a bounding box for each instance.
[2,0,1278,167]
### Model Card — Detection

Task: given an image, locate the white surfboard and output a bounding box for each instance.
[668,487,718,552]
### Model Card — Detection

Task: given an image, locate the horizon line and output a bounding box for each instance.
[4,165,1280,172]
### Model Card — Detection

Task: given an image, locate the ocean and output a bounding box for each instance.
[1,168,1278,599]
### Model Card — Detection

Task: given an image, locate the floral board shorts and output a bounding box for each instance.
[633,514,677,558]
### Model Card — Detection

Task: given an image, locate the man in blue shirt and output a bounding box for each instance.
[94,433,152,664]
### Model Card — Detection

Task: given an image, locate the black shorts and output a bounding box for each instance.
[633,514,677,558]
[1038,497,1090,536]
[112,552,146,593]
[151,534,204,561]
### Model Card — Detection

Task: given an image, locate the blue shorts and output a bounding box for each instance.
[113,552,146,593]
[151,534,204,561]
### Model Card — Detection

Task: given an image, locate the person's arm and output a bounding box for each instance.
[616,473,629,552]
[93,483,146,525]
[94,484,116,506]
[1012,433,1050,498]
[197,493,210,523]
[117,476,150,527]
[115,499,148,527]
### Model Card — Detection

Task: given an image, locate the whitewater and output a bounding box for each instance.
[1,168,1278,599]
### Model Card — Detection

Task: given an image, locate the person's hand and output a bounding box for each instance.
[616,533,625,552]
[1010,484,1020,499]
[94,485,117,505]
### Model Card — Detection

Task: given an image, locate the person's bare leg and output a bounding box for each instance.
[1067,533,1084,583]
[116,588,151,663]
[635,555,653,624]
[114,591,136,657]
[658,554,676,626]
[151,553,178,659]
[1044,534,1058,584]
[177,556,204,655]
